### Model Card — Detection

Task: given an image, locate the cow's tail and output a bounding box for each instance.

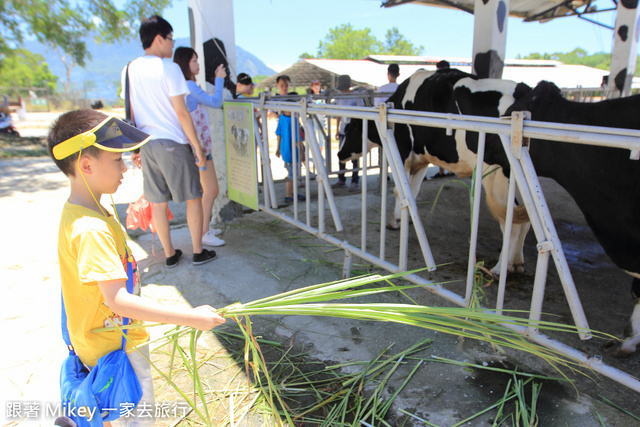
[484,188,530,225]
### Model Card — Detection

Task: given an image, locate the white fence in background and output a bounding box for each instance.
[232,92,640,393]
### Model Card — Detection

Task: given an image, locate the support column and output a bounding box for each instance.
[607,0,640,97]
[472,0,510,79]
[188,0,244,222]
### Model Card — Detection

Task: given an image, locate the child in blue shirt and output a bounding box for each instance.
[274,75,305,203]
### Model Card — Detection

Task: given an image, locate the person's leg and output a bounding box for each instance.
[332,161,347,187]
[338,161,346,182]
[140,140,175,257]
[158,142,206,255]
[186,198,204,254]
[151,202,174,257]
[285,162,294,198]
[199,158,218,236]
[286,180,293,198]
[333,135,347,186]
[351,159,360,184]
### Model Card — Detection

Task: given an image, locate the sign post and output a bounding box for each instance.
[223,102,258,211]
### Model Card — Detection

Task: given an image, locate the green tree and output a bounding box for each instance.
[2,0,169,97]
[383,27,424,56]
[317,23,382,59]
[312,24,423,60]
[518,48,640,76]
[0,49,57,92]
[1,0,170,67]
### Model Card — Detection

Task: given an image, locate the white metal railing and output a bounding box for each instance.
[229,92,640,393]
[561,86,640,102]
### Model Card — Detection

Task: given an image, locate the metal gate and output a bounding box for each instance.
[232,92,640,392]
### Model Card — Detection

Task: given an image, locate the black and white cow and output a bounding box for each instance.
[489,80,640,357]
[340,69,532,274]
[344,73,640,356]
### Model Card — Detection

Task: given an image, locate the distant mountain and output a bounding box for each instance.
[23,37,276,102]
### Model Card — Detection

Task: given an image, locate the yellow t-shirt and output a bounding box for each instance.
[58,201,149,367]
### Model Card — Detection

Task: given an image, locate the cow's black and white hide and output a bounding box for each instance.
[340,69,531,274]
[496,80,640,356]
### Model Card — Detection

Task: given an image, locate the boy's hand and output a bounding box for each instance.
[189,305,226,331]
[215,64,227,79]
[275,148,281,158]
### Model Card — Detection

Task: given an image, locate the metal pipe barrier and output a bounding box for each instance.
[227,94,640,393]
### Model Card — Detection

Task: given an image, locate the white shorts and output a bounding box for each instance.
[111,346,155,427]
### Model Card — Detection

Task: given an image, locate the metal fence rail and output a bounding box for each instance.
[232,93,640,392]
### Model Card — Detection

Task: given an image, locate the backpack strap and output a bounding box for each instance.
[125,62,133,125]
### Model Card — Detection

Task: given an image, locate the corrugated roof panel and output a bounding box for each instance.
[381,0,595,21]
[256,57,635,91]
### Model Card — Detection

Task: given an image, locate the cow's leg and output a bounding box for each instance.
[481,169,531,276]
[605,277,640,357]
[508,221,530,273]
[490,220,531,275]
[408,164,429,200]
[388,187,401,230]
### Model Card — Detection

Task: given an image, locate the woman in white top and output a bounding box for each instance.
[174,46,227,247]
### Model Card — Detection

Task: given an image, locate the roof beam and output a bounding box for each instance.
[381,0,474,14]
[382,0,616,24]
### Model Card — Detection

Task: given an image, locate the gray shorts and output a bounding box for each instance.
[140,139,202,203]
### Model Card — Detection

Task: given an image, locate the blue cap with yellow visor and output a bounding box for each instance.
[53,115,151,160]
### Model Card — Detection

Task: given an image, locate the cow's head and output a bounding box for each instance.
[450,78,532,177]
[338,119,382,162]
[504,80,560,118]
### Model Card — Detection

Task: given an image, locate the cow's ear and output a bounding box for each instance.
[514,83,532,100]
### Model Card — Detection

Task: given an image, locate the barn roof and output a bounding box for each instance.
[380,0,614,25]
[256,56,634,92]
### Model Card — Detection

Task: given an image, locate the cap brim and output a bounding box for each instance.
[94,117,151,153]
[53,116,151,160]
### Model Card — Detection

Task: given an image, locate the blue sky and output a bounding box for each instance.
[164,0,618,72]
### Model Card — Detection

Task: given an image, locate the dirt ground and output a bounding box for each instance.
[2,112,640,426]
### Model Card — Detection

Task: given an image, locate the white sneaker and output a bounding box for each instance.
[210,228,223,236]
[202,230,225,247]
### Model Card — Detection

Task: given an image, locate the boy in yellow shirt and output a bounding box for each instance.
[48,109,225,426]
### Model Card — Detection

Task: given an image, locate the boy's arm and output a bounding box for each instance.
[335,117,341,140]
[99,279,225,331]
[275,135,281,158]
[170,94,206,168]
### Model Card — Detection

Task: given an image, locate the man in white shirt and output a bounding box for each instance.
[374,63,400,107]
[123,15,217,267]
